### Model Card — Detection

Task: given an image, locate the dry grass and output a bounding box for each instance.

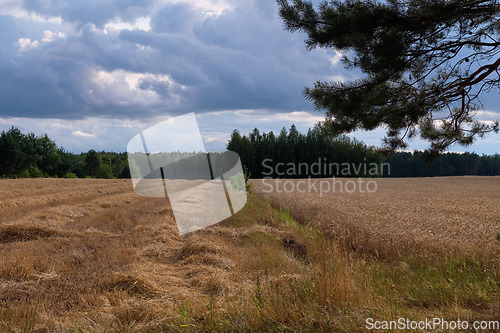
[0,179,354,331]
[252,176,500,258]
[0,178,498,332]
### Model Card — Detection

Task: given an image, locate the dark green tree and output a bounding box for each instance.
[278,0,500,155]
[0,127,33,177]
[85,149,100,177]
[34,134,61,176]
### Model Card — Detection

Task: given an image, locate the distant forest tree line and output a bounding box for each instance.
[227,126,500,178]
[227,125,385,178]
[0,127,130,179]
[0,126,499,179]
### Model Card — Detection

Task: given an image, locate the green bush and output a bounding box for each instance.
[28,165,46,178]
[64,172,78,179]
[229,168,252,192]
[244,166,252,192]
[16,169,31,178]
[96,164,115,179]
[230,173,246,191]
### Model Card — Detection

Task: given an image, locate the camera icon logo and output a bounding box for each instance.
[127,113,247,234]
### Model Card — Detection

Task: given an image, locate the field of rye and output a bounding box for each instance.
[252,176,500,258]
[0,177,498,332]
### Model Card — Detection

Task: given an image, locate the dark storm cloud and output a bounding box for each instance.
[149,2,198,34]
[0,0,497,154]
[0,0,344,120]
[21,0,155,27]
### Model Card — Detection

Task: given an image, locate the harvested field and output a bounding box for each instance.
[252,176,500,258]
[0,178,498,332]
[0,178,361,331]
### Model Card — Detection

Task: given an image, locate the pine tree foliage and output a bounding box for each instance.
[278,0,500,154]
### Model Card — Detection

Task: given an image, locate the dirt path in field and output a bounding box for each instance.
[252,176,500,258]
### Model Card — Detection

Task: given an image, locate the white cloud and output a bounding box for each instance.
[50,122,71,129]
[233,110,324,125]
[326,49,343,67]
[41,30,65,42]
[17,38,39,52]
[72,130,95,137]
[0,1,63,24]
[17,30,64,52]
[104,16,151,34]
[201,132,228,143]
[476,110,500,121]
[85,69,184,108]
[154,0,232,16]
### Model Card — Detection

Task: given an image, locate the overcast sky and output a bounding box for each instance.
[0,0,499,154]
